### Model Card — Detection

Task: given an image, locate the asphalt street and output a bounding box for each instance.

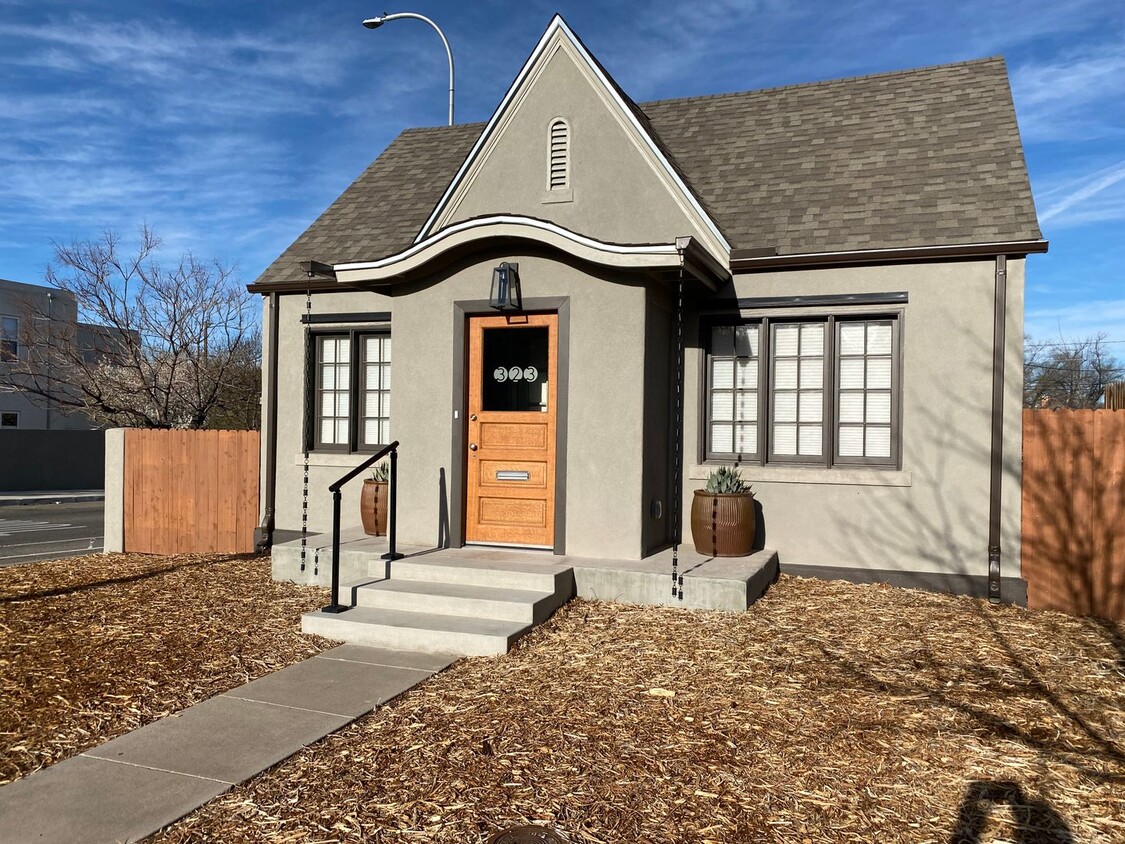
[0,502,104,568]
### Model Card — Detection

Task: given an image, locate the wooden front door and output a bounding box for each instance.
[466,313,558,547]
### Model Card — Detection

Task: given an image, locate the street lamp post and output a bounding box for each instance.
[362,12,455,126]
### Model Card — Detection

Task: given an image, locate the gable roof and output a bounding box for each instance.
[417,15,730,258]
[252,55,1042,289]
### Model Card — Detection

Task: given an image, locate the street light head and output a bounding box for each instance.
[362,16,386,29]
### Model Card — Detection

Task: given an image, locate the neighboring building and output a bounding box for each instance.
[0,278,98,431]
[251,17,1045,593]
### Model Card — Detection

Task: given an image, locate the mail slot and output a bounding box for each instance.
[496,470,531,481]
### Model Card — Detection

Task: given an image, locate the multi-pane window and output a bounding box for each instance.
[706,315,898,468]
[837,321,894,461]
[360,335,391,449]
[1,316,18,361]
[770,323,825,460]
[709,325,759,457]
[312,330,391,452]
[317,336,351,447]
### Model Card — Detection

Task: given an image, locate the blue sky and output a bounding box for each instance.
[1,0,1122,343]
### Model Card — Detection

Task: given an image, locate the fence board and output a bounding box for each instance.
[123,429,259,554]
[1022,409,1125,620]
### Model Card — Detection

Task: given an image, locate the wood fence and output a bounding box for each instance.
[1022,409,1125,620]
[123,429,259,554]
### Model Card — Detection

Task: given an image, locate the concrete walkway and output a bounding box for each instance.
[0,490,105,507]
[0,644,456,844]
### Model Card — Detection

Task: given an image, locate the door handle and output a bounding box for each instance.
[469,414,478,421]
[469,443,478,451]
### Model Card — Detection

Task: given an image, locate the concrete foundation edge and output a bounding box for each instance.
[781,563,1029,606]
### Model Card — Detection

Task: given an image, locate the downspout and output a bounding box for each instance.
[987,256,1007,604]
[256,291,280,551]
[670,236,691,602]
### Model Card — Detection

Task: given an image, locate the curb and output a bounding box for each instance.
[0,495,106,507]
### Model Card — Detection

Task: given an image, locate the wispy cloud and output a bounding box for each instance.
[1026,298,1125,343]
[1038,160,1125,226]
[1011,43,1125,142]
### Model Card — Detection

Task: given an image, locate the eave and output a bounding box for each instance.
[328,216,729,289]
[730,239,1049,272]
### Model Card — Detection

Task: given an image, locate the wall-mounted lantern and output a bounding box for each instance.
[489,262,522,312]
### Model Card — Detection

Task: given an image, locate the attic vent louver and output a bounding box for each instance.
[549,119,569,190]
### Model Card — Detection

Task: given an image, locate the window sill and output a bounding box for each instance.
[293,452,376,468]
[689,463,911,487]
[541,189,573,204]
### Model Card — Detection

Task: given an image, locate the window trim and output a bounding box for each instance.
[306,326,391,454]
[701,309,903,470]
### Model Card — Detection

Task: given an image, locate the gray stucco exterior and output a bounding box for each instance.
[255,16,1042,592]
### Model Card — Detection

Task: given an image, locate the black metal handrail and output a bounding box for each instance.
[322,440,403,613]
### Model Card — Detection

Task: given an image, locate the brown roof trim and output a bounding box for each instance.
[247,277,356,295]
[730,240,1048,271]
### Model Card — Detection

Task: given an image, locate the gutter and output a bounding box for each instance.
[730,239,1049,272]
[987,256,1007,603]
[255,291,280,551]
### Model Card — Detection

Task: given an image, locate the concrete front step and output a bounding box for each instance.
[389,558,574,594]
[354,578,566,624]
[302,606,533,656]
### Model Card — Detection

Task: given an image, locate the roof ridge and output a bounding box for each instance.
[639,55,1006,109]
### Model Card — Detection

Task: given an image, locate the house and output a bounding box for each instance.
[251,16,1045,604]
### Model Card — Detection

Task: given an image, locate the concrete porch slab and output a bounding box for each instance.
[274,538,780,613]
[569,548,779,611]
[0,754,227,844]
[83,695,349,784]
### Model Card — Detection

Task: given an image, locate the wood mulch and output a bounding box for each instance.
[153,575,1125,844]
[0,553,331,784]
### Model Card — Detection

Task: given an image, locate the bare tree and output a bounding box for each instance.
[1024,333,1123,409]
[3,226,258,429]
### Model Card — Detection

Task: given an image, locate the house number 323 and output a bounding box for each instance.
[493,366,538,383]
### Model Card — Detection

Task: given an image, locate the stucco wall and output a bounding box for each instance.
[682,258,1024,578]
[442,42,713,252]
[265,254,1024,575]
[269,288,394,545]
[267,255,655,560]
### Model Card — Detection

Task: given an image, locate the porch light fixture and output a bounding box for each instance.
[489,262,522,312]
[362,12,455,126]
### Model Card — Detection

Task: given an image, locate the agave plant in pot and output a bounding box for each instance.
[360,460,390,536]
[690,466,755,557]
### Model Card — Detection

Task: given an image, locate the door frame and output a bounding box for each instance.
[451,297,570,554]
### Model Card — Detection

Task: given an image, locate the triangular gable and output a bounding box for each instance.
[416,15,731,261]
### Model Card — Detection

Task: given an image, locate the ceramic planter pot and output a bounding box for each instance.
[690,490,755,557]
[360,479,389,536]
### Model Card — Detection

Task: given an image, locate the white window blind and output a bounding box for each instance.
[836,320,894,459]
[317,336,351,446]
[361,335,392,448]
[709,324,759,457]
[772,322,824,457]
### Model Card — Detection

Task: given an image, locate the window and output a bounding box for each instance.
[548,119,569,191]
[310,330,391,452]
[1,412,17,428]
[1,316,18,362]
[705,314,899,467]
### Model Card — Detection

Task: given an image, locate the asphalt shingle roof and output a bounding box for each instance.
[254,56,1041,287]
